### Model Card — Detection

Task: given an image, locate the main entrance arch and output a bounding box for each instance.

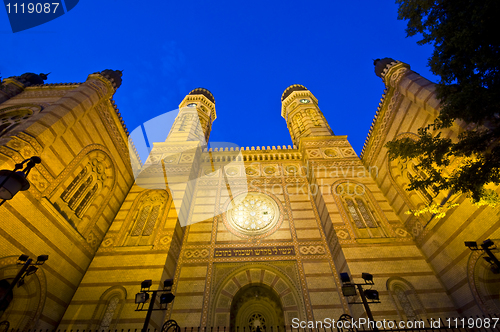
[208,262,306,329]
[230,284,284,332]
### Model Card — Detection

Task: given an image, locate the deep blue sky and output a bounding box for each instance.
[1,1,438,163]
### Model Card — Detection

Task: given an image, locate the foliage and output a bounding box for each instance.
[387,0,500,208]
[405,202,459,219]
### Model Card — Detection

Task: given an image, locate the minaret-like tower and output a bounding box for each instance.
[60,88,217,330]
[281,84,333,146]
[167,88,216,143]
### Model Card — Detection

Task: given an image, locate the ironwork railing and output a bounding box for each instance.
[1,314,499,332]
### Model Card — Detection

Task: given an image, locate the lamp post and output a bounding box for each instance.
[135,279,175,332]
[465,239,500,274]
[0,156,41,206]
[340,272,380,331]
[0,254,48,310]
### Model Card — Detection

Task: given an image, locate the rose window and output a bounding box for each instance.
[248,313,266,332]
[227,193,279,235]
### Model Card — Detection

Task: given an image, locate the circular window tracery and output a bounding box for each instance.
[224,192,282,238]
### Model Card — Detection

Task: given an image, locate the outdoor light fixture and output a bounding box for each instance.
[340,272,351,284]
[36,255,48,265]
[135,278,175,332]
[141,279,152,290]
[338,271,380,330]
[0,156,42,206]
[342,285,357,297]
[364,289,380,301]
[362,272,374,284]
[465,239,500,274]
[163,279,174,291]
[482,239,495,249]
[135,292,150,304]
[17,254,29,263]
[464,241,478,249]
[25,265,38,276]
[160,292,175,304]
[0,253,48,309]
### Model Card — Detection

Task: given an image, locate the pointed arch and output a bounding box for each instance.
[0,104,43,139]
[332,180,393,239]
[387,132,438,210]
[467,248,500,315]
[50,148,115,235]
[0,256,47,331]
[89,285,127,331]
[386,277,426,320]
[208,263,306,329]
[122,189,169,246]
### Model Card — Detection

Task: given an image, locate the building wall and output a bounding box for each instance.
[1,62,496,330]
[0,72,134,329]
[362,60,500,316]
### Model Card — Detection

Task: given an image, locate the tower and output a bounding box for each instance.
[168,88,216,143]
[281,85,333,146]
[58,88,217,330]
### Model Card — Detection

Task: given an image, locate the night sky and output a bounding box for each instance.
[1,0,438,163]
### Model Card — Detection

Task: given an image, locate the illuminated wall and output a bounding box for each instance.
[1,61,496,330]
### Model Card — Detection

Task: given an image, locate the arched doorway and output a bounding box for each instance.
[230,284,284,332]
[207,263,306,329]
[0,279,13,317]
[468,249,500,314]
[0,257,46,330]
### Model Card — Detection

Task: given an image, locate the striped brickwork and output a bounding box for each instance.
[362,61,500,316]
[0,73,134,329]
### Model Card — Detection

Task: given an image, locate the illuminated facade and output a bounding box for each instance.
[0,60,498,331]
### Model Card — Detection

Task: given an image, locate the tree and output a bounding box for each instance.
[386,0,500,213]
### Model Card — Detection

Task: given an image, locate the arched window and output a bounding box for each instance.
[0,109,33,137]
[98,296,120,331]
[178,114,192,131]
[387,278,425,320]
[336,182,387,238]
[393,286,417,320]
[307,109,321,126]
[50,149,115,236]
[90,286,127,331]
[293,113,305,133]
[125,191,168,246]
[407,163,439,204]
[61,157,107,218]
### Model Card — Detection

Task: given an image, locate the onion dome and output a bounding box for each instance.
[188,88,215,103]
[16,72,49,86]
[281,84,308,101]
[99,69,123,89]
[374,58,397,78]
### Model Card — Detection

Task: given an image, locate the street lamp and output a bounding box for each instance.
[339,272,380,330]
[135,278,175,332]
[465,239,500,274]
[0,254,48,309]
[0,156,41,206]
